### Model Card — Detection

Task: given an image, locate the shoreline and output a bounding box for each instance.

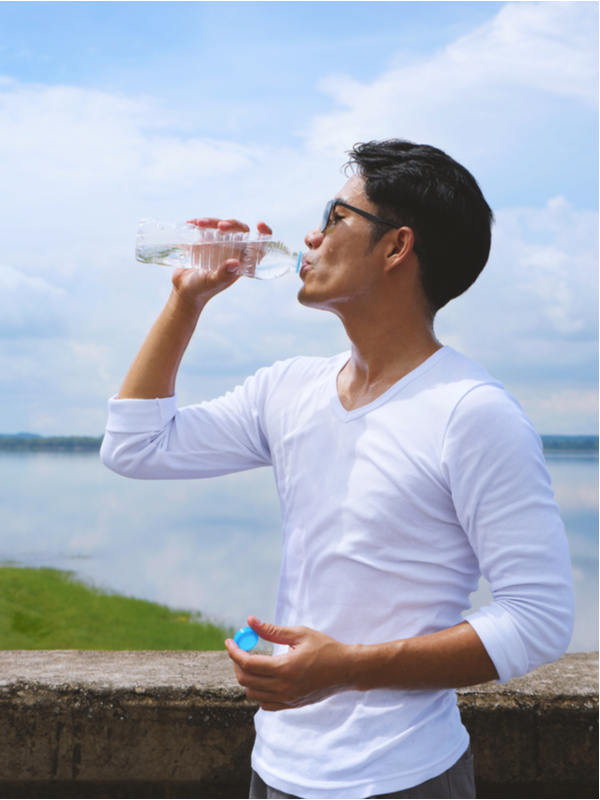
[0,434,597,454]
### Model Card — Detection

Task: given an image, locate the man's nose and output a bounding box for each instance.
[304,227,324,250]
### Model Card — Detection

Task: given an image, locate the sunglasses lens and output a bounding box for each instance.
[321,200,333,232]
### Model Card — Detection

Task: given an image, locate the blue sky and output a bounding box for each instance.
[0,1,597,434]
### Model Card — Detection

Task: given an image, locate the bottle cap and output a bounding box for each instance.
[233,626,259,651]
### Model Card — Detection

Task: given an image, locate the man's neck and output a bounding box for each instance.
[336,299,441,413]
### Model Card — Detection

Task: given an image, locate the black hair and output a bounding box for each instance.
[345,140,494,313]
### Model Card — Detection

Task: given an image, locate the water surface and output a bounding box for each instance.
[0,452,597,650]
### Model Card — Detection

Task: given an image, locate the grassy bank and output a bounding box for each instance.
[0,567,232,650]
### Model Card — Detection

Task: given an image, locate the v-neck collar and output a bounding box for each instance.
[330,346,452,423]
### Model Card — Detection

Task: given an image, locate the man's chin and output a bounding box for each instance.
[297,285,336,313]
[297,284,313,307]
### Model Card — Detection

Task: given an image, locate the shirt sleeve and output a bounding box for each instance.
[100,369,273,480]
[440,383,575,683]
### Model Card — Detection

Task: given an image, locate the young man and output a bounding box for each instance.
[101,140,574,799]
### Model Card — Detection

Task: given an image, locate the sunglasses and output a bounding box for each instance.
[320,199,423,259]
[320,199,400,233]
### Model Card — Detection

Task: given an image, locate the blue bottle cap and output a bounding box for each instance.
[234,626,259,651]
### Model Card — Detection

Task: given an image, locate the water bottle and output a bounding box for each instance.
[135,219,301,280]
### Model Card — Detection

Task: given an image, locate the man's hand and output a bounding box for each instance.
[225,616,355,711]
[173,219,273,309]
[226,617,499,712]
[117,217,272,400]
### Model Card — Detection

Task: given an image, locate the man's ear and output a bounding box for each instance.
[383,227,417,273]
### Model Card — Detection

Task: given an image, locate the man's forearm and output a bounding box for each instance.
[118,289,204,399]
[350,621,498,691]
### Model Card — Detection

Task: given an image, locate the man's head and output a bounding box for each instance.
[345,140,494,313]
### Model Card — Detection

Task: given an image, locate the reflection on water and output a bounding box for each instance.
[0,452,597,650]
[545,455,598,652]
[0,453,283,629]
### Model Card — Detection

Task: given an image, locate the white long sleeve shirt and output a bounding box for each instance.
[101,346,574,799]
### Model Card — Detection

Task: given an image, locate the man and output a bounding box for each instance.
[101,140,574,799]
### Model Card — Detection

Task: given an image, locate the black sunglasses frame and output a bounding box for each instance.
[320,199,423,259]
[320,199,399,233]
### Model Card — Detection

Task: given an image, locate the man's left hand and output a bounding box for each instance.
[225,616,355,711]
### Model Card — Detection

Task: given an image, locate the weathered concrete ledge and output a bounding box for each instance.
[0,650,597,798]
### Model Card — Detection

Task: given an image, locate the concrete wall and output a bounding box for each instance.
[0,650,597,799]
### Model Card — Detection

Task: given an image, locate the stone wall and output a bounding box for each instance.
[0,650,597,799]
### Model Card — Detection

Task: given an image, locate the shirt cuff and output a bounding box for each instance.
[465,604,529,684]
[105,394,179,434]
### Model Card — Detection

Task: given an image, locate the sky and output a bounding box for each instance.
[0,0,597,436]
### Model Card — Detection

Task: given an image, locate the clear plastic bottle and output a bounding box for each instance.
[135,219,301,280]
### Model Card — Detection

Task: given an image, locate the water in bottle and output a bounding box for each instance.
[135,219,301,280]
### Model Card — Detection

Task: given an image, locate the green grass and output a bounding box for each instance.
[0,567,232,650]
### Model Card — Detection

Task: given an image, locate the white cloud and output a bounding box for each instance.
[494,198,597,340]
[444,1,597,103]
[0,2,596,434]
[538,389,598,417]
[436,197,598,384]
[513,385,598,436]
[0,263,67,337]
[0,82,256,187]
[305,1,598,157]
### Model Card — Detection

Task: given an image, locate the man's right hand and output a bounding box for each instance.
[117,217,272,400]
[172,218,273,308]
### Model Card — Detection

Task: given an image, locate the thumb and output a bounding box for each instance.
[248,616,302,646]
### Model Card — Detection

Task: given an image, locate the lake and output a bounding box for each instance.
[0,451,597,651]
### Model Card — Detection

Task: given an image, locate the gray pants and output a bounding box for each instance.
[249,746,475,799]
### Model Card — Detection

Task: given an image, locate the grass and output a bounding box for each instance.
[0,567,232,650]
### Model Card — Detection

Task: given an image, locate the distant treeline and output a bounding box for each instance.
[0,432,597,453]
[0,434,103,452]
[540,435,598,453]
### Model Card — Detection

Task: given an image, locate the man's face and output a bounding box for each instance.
[298,174,387,312]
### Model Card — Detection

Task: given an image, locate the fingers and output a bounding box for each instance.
[186,217,250,233]
[231,670,327,712]
[226,624,343,712]
[187,218,272,236]
[226,649,300,710]
[247,616,302,647]
[256,221,273,236]
[256,701,287,712]
[221,259,242,274]
[225,639,280,675]
[171,256,241,305]
[232,667,280,694]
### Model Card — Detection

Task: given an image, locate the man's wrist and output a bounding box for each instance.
[346,641,404,692]
[168,286,207,316]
